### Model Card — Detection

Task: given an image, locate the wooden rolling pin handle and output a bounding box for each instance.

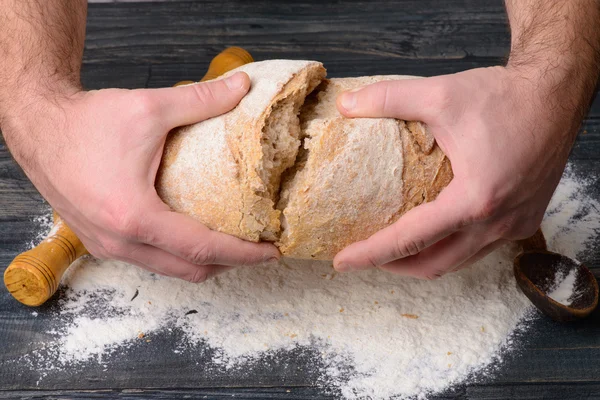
[201,46,254,81]
[4,217,87,306]
[175,46,254,86]
[4,47,254,307]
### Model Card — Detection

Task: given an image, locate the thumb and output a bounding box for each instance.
[153,71,251,129]
[336,76,440,122]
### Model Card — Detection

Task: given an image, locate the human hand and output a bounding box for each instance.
[332,66,584,279]
[2,72,280,282]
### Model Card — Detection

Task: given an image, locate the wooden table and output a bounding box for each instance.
[1,1,599,398]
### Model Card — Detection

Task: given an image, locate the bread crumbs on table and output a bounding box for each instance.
[401,313,419,319]
[138,332,145,339]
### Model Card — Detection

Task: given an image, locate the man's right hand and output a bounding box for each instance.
[1,72,280,282]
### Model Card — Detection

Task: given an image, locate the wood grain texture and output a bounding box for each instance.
[3,384,599,400]
[1,0,599,399]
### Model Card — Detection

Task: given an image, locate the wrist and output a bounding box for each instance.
[0,76,81,127]
[1,83,82,179]
[504,57,597,140]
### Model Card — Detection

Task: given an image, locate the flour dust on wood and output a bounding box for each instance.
[14,167,600,400]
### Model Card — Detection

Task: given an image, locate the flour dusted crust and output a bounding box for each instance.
[156,60,326,241]
[157,62,453,260]
[277,77,453,259]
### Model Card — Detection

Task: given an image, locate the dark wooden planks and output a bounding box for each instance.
[2,383,600,399]
[467,383,600,399]
[82,1,511,65]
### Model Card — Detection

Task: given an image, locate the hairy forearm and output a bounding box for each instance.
[505,0,600,127]
[0,0,87,120]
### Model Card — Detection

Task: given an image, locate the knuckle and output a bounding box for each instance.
[112,217,139,242]
[380,83,396,115]
[493,214,520,237]
[190,82,217,107]
[471,191,503,222]
[393,236,426,259]
[188,268,210,284]
[99,238,127,258]
[131,91,159,118]
[132,216,156,245]
[86,245,108,260]
[101,205,141,242]
[431,79,454,113]
[187,242,217,266]
[363,251,381,268]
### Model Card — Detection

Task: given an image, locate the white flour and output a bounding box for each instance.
[547,268,579,306]
[20,167,600,399]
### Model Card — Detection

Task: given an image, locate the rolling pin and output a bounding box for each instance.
[3,47,254,307]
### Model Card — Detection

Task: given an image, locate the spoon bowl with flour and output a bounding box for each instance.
[514,250,599,322]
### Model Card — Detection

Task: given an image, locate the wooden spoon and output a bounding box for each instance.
[515,230,599,322]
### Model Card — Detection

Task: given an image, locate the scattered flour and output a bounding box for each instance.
[547,268,579,306]
[27,209,53,250]
[17,167,600,399]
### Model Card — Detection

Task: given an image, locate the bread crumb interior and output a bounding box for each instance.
[257,69,324,241]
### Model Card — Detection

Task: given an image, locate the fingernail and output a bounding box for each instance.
[225,72,248,91]
[262,256,280,266]
[339,92,357,111]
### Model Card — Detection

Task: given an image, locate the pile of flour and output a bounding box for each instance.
[22,168,600,399]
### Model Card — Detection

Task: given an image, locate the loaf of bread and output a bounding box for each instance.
[156,60,452,260]
[157,60,326,242]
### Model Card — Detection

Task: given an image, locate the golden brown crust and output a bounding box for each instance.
[277,77,453,260]
[400,121,453,216]
[157,67,453,260]
[156,60,326,242]
[406,121,435,155]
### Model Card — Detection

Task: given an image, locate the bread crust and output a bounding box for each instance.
[277,76,453,259]
[156,64,453,260]
[156,60,326,241]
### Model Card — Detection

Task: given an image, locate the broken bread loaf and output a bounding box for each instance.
[156,61,453,260]
[278,77,452,258]
[157,60,326,242]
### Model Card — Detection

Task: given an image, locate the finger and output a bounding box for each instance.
[138,208,280,267]
[378,229,491,280]
[153,71,251,129]
[126,244,233,283]
[333,181,467,272]
[336,76,443,121]
[116,254,169,277]
[450,239,508,273]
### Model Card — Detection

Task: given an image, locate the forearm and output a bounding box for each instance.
[0,0,87,121]
[505,0,600,131]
